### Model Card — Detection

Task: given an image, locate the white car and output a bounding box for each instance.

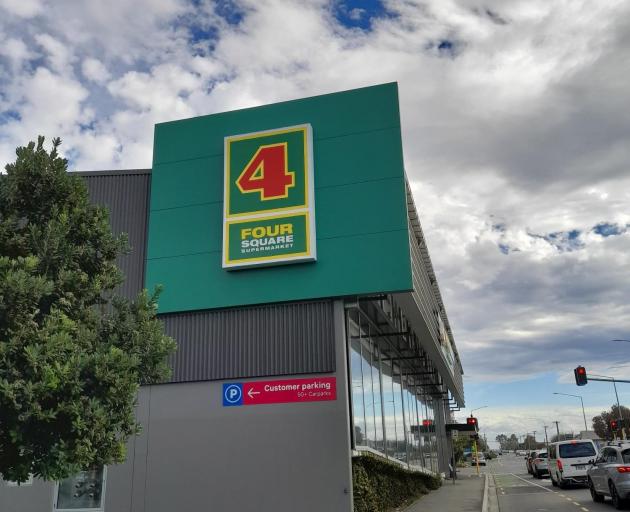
[472,454,487,466]
[549,440,598,487]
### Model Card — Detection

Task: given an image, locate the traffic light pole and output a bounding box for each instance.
[589,376,627,440]
[473,440,480,476]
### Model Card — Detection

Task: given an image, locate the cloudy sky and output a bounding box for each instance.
[1,0,629,442]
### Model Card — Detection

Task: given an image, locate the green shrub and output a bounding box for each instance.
[352,454,441,511]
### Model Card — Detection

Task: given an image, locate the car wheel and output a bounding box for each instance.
[558,475,567,489]
[588,479,604,503]
[610,482,627,510]
[533,470,539,479]
[551,477,558,487]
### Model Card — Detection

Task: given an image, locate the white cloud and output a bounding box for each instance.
[82,58,111,84]
[34,33,75,74]
[0,37,37,69]
[0,0,43,18]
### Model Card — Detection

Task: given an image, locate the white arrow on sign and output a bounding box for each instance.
[248,388,261,399]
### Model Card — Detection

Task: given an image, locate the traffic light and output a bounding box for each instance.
[467,416,478,429]
[610,420,619,432]
[574,366,588,386]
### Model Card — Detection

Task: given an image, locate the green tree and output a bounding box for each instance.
[0,137,176,482]
[592,405,630,440]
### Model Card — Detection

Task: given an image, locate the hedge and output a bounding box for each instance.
[352,454,441,512]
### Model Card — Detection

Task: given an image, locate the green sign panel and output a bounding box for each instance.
[223,125,316,268]
[147,82,412,313]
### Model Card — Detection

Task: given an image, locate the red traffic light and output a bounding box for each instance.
[467,417,478,426]
[611,420,619,431]
[422,419,433,427]
[574,366,588,386]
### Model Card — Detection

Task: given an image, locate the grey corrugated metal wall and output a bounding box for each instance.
[81,170,336,382]
[163,300,336,382]
[81,170,150,300]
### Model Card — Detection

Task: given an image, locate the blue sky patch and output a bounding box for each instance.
[529,229,584,252]
[426,38,464,58]
[214,0,245,26]
[333,0,392,30]
[592,222,625,237]
[0,110,21,125]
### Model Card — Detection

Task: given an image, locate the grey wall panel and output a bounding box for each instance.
[0,479,53,512]
[162,300,336,383]
[82,170,150,300]
[115,300,353,512]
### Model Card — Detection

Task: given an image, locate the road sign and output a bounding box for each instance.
[222,377,336,406]
[222,124,317,269]
[445,422,477,437]
[222,383,243,406]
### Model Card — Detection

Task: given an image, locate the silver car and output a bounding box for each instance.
[587,443,630,510]
[532,450,549,479]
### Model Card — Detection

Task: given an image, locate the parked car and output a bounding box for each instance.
[587,443,630,510]
[549,439,598,488]
[472,454,487,466]
[532,450,549,479]
[526,450,539,474]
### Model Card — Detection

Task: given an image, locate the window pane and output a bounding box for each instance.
[392,365,406,463]
[559,443,596,458]
[381,360,396,457]
[56,468,104,510]
[349,318,366,447]
[359,334,375,448]
[369,337,384,453]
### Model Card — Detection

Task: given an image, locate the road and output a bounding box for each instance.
[465,452,614,512]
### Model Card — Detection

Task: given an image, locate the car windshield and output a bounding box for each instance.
[559,443,596,458]
[622,450,630,464]
[537,453,547,459]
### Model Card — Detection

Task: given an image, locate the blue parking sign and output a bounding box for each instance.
[223,383,243,406]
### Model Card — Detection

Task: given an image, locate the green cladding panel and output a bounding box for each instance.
[146,83,412,313]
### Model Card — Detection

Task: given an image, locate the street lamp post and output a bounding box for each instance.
[553,392,588,432]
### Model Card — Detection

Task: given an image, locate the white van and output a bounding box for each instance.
[549,439,598,487]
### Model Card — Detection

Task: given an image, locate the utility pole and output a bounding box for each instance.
[544,426,550,454]
[553,421,560,439]
[532,430,537,448]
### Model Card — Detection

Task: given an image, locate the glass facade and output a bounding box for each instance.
[347,306,439,472]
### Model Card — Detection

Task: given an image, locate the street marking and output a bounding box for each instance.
[559,494,566,497]
[509,473,554,492]
[581,508,589,511]
[572,502,580,506]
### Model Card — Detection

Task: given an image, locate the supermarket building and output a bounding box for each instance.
[0,83,465,512]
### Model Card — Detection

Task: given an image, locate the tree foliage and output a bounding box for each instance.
[0,137,176,482]
[592,404,630,440]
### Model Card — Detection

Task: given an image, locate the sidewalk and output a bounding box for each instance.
[404,471,486,512]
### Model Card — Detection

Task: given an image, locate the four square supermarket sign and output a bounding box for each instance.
[222,124,317,269]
